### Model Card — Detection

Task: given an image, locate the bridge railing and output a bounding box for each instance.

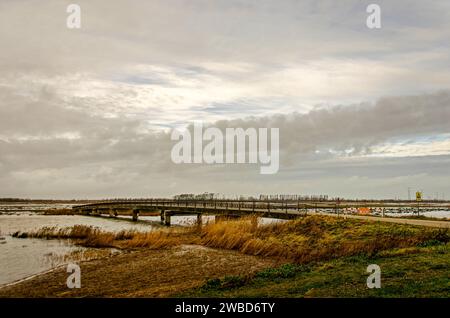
[72,198,450,211]
[72,198,334,213]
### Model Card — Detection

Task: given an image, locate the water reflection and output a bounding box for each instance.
[0,235,119,286]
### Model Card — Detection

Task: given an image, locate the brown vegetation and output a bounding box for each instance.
[12,215,449,263]
[198,215,449,262]
[12,224,196,249]
[0,246,278,297]
[43,208,76,215]
[13,225,134,247]
[5,215,449,298]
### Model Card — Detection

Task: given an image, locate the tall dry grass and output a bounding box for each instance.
[43,208,75,215]
[120,229,197,248]
[13,225,196,249]
[199,215,449,263]
[13,225,136,248]
[13,216,449,263]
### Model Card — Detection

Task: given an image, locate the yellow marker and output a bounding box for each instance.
[416,192,422,201]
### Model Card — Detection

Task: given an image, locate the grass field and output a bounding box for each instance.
[180,244,450,297]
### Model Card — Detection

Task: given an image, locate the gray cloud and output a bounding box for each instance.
[1,84,449,198]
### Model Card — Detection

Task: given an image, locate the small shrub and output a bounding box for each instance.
[201,275,248,291]
[201,278,222,291]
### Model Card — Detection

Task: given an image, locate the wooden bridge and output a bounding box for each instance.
[72,199,450,226]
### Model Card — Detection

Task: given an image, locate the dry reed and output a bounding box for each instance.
[12,216,449,263]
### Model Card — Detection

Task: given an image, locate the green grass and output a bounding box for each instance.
[180,243,450,298]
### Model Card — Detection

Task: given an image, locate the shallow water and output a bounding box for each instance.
[0,206,222,287]
[385,210,450,218]
[0,235,88,286]
[0,207,158,287]
[0,214,158,235]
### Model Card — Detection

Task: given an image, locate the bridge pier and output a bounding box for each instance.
[109,208,117,218]
[164,211,171,226]
[160,210,165,224]
[132,209,139,222]
[197,213,202,225]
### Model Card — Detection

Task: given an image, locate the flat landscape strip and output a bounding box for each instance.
[316,213,450,228]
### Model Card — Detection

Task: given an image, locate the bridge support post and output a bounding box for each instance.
[109,208,116,218]
[164,211,171,226]
[132,209,139,222]
[160,210,165,224]
[196,213,202,225]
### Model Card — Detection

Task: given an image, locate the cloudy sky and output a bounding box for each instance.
[0,0,449,199]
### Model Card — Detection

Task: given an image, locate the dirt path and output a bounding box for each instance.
[0,245,281,297]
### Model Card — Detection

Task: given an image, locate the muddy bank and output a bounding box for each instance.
[0,245,281,297]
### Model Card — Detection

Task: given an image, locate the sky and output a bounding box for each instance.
[0,0,449,199]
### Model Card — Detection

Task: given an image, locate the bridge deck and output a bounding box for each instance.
[72,199,450,226]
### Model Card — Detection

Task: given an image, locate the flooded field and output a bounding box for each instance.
[0,203,224,286]
[0,235,118,286]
